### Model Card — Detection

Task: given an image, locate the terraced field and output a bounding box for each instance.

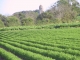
[0,28,80,60]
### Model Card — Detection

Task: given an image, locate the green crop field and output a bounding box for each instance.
[0,27,80,60]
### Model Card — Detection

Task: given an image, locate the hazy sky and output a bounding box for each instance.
[0,0,80,15]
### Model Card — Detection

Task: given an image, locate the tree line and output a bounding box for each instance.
[0,0,80,28]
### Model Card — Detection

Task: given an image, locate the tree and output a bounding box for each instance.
[6,16,20,27]
[0,14,7,26]
[36,11,56,25]
[0,20,5,28]
[21,18,34,26]
[49,0,78,23]
[13,10,39,23]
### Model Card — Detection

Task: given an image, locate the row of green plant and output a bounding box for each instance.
[21,39,80,51]
[0,48,21,60]
[0,28,80,50]
[0,28,80,51]
[0,22,80,31]
[0,27,80,60]
[0,40,77,60]
[0,42,53,60]
[10,40,80,56]
[0,29,80,47]
[2,39,80,56]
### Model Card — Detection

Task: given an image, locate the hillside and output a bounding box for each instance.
[0,27,80,60]
[0,0,80,27]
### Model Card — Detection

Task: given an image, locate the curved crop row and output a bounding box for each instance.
[0,42,53,60]
[22,39,80,51]
[7,39,80,51]
[0,48,21,60]
[3,40,80,56]
[1,40,77,60]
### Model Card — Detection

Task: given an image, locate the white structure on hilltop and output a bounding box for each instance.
[39,5,43,14]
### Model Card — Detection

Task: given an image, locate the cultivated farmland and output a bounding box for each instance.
[0,27,80,60]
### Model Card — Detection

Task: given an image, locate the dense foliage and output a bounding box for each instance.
[0,20,5,28]
[0,0,80,27]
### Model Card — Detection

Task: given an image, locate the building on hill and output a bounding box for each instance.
[39,5,43,14]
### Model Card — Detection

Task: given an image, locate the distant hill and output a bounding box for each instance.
[13,10,39,20]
